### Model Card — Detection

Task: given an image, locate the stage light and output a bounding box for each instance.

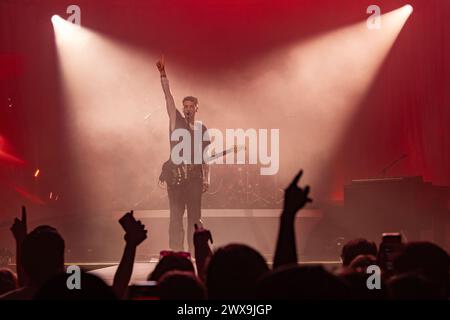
[404,4,414,15]
[53,16,161,210]
[248,4,414,197]
[51,15,60,24]
[34,169,40,177]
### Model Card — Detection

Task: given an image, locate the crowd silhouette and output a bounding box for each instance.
[0,170,448,300]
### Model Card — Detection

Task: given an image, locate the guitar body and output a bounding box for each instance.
[159,160,186,187]
[159,145,245,188]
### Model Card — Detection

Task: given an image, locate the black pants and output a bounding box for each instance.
[167,178,203,253]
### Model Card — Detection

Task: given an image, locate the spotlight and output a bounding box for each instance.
[51,15,61,24]
[404,4,413,15]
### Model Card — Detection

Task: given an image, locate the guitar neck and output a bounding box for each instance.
[205,146,240,164]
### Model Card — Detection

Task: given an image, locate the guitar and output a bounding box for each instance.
[159,145,245,187]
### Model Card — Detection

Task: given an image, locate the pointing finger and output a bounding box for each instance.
[290,170,303,188]
[21,206,27,223]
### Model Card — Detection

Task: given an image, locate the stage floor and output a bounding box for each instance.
[88,261,159,285]
[87,260,341,286]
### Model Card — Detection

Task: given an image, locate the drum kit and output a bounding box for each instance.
[133,164,284,209]
[203,164,284,208]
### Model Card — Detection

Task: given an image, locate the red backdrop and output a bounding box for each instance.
[0,0,449,214]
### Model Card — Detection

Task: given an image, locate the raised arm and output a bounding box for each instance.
[193,224,213,282]
[273,170,312,269]
[113,211,148,299]
[10,206,28,287]
[156,57,177,131]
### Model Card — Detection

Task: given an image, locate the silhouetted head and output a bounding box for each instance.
[148,254,195,281]
[0,268,18,295]
[348,254,378,272]
[20,225,65,286]
[34,272,117,300]
[206,243,269,300]
[393,241,449,297]
[341,238,377,266]
[338,269,387,300]
[158,270,206,300]
[387,272,441,300]
[182,96,198,123]
[257,265,350,299]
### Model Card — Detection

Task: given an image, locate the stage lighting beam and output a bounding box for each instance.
[404,4,413,15]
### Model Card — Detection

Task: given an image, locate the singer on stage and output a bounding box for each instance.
[157,57,210,253]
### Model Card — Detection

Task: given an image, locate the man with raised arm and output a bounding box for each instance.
[157,57,210,253]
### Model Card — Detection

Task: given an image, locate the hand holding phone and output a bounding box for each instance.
[119,210,138,233]
[194,223,213,245]
[119,210,148,246]
[378,232,404,272]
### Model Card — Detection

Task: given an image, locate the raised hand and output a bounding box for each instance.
[273,170,311,268]
[156,55,165,74]
[283,170,312,216]
[194,223,213,247]
[11,206,28,286]
[114,211,148,298]
[11,206,27,244]
[193,223,212,281]
[122,211,148,247]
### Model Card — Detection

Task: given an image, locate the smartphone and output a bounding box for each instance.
[128,281,159,300]
[119,211,138,233]
[378,232,404,272]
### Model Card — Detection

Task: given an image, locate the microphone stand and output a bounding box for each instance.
[380,154,407,177]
